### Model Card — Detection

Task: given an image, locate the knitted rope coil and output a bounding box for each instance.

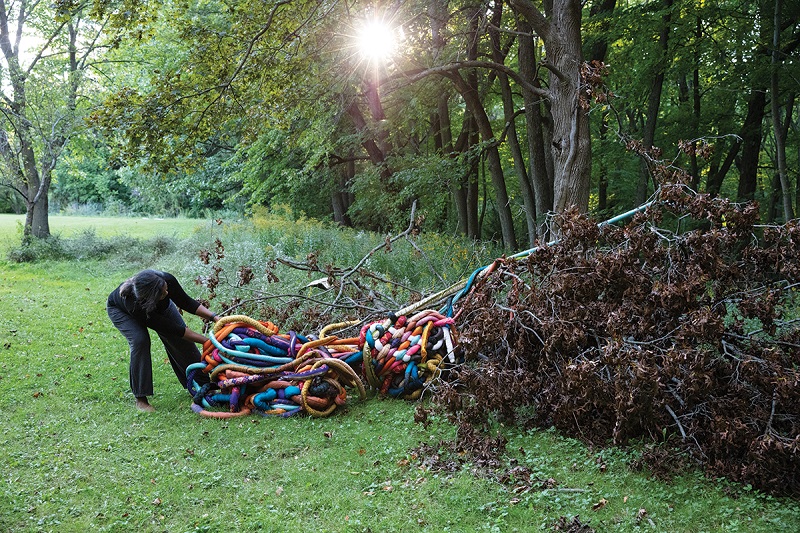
[185,310,460,418]
[187,315,366,418]
[360,309,459,400]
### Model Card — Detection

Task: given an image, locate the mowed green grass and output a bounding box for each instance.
[0,214,208,255]
[1,215,799,532]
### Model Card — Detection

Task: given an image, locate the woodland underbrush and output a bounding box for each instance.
[437,184,800,496]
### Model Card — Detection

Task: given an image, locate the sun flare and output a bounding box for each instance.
[355,20,397,62]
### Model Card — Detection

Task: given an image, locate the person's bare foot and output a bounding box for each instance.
[135,398,155,412]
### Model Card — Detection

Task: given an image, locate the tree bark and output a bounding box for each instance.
[734,88,767,200]
[448,69,518,250]
[346,101,392,180]
[448,4,517,249]
[489,4,537,246]
[452,110,480,239]
[771,0,794,221]
[512,0,591,223]
[331,159,354,226]
[517,17,552,227]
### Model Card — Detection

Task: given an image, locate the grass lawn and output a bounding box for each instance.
[1,215,798,532]
[0,214,208,255]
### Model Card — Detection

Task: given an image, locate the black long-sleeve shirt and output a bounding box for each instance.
[107,271,201,337]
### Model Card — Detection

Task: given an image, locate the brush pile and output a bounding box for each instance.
[440,184,800,495]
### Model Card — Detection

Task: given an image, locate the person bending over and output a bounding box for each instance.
[107,269,218,412]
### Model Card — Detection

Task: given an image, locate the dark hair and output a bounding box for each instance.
[119,269,166,314]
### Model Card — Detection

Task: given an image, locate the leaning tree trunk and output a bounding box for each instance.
[448,3,517,250]
[449,70,518,250]
[489,4,537,246]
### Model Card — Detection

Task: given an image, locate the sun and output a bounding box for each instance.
[355,19,397,62]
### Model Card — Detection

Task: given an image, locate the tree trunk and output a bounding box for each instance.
[771,0,794,221]
[331,159,354,226]
[450,4,516,249]
[793,114,800,211]
[587,0,617,212]
[517,17,552,226]
[730,89,766,200]
[458,115,481,240]
[512,0,591,223]
[450,70,517,249]
[454,113,480,239]
[346,101,392,180]
[766,173,781,223]
[547,2,591,215]
[636,0,673,205]
[489,4,537,246]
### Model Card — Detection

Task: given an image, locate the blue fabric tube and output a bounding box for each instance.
[241,337,290,357]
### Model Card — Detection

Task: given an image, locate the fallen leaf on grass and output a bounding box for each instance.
[592,498,608,511]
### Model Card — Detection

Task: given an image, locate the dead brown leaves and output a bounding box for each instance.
[439,184,800,496]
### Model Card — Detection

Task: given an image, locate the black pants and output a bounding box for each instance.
[107,301,202,397]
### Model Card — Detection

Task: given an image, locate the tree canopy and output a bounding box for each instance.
[1,0,797,247]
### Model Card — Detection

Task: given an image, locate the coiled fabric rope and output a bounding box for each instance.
[360,309,459,400]
[185,310,459,417]
[187,315,366,418]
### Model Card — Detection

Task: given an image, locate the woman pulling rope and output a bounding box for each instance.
[107,270,219,412]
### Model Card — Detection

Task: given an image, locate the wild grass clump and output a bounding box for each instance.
[6,228,181,264]
[172,208,501,330]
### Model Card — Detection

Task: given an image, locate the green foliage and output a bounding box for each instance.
[75,0,800,243]
[232,128,332,218]
[0,188,26,214]
[51,141,131,213]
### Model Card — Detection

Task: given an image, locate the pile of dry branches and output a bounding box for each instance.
[440,184,800,495]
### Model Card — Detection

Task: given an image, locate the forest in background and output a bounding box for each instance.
[0,0,798,250]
